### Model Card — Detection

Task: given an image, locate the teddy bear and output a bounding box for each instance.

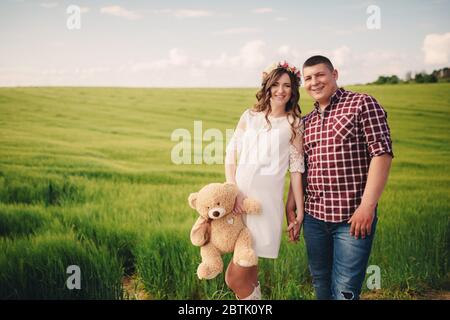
[188,182,261,280]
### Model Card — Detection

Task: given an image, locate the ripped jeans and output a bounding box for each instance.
[303,212,378,300]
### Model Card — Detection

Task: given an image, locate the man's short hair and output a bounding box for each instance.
[303,55,334,71]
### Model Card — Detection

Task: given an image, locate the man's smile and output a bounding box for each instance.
[311,87,324,93]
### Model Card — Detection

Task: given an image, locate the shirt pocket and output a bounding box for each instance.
[332,114,356,141]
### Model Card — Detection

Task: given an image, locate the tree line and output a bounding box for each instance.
[371,67,450,84]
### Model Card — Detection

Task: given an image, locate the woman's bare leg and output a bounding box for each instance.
[225,261,258,299]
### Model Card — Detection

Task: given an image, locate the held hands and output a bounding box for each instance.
[285,190,303,243]
[348,203,376,239]
[286,210,303,243]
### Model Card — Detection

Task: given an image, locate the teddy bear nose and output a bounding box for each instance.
[212,211,220,217]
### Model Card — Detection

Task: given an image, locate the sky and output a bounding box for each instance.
[0,0,449,87]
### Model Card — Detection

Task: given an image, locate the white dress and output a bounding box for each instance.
[226,109,305,258]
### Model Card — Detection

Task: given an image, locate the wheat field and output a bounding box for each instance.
[0,84,448,299]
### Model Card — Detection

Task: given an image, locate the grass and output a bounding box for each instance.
[0,84,449,299]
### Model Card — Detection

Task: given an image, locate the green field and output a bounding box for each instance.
[0,84,449,299]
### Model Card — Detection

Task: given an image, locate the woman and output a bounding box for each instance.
[224,61,305,300]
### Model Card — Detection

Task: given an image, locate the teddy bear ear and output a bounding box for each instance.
[188,193,198,209]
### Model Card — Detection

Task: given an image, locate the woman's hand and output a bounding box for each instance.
[233,191,246,214]
[286,211,303,243]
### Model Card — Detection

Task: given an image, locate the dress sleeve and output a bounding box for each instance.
[225,110,248,164]
[289,121,305,173]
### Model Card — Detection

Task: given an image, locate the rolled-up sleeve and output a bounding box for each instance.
[360,95,394,158]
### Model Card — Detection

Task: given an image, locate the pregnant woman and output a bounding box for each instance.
[224,61,305,300]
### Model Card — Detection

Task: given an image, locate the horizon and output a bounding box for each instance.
[2,80,447,89]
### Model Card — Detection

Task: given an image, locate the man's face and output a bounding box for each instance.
[303,63,338,105]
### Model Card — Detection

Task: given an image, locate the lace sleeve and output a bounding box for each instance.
[289,122,305,173]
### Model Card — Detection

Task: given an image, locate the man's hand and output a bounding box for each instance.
[348,203,376,239]
[286,210,303,243]
[285,179,302,243]
[348,154,391,239]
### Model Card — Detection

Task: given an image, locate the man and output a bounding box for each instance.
[286,55,393,300]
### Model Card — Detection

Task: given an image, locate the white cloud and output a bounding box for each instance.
[42,67,110,76]
[320,25,366,36]
[40,2,58,9]
[130,48,188,72]
[201,40,266,69]
[201,53,230,68]
[194,41,268,86]
[297,46,415,84]
[115,41,266,85]
[331,46,351,67]
[0,42,423,87]
[252,8,273,14]
[167,48,189,66]
[332,47,417,84]
[100,6,142,20]
[278,45,291,56]
[276,45,302,66]
[173,9,212,18]
[213,27,261,36]
[275,17,288,22]
[360,50,413,80]
[422,32,450,65]
[239,40,266,68]
[302,46,354,74]
[154,9,213,18]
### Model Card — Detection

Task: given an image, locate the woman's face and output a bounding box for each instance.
[269,72,292,109]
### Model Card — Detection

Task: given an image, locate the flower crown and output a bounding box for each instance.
[262,60,302,85]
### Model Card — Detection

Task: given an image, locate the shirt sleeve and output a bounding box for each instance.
[289,121,305,173]
[360,95,394,158]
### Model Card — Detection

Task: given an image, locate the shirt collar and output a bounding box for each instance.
[314,87,345,112]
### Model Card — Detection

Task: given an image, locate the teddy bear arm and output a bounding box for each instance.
[243,198,261,215]
[190,217,209,246]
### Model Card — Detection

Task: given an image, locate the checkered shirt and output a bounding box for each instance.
[302,88,394,222]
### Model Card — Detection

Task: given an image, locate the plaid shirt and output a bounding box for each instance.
[302,88,393,222]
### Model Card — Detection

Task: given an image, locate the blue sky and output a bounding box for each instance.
[1,0,449,86]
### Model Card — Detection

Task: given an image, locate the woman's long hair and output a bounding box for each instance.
[253,67,301,143]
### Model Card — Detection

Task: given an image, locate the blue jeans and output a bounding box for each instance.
[303,212,378,300]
